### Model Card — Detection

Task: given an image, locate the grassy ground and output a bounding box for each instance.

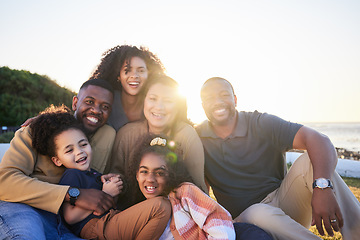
[310,177,360,240]
[210,177,360,240]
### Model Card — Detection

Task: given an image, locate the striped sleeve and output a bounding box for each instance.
[169,183,235,240]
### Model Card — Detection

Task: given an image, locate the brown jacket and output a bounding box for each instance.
[0,124,115,214]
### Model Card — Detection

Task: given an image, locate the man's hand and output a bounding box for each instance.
[71,188,115,216]
[21,116,37,127]
[311,189,343,236]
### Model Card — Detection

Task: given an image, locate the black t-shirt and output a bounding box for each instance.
[58,168,104,236]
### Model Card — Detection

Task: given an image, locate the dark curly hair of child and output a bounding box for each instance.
[127,133,193,205]
[30,104,86,158]
[90,45,165,90]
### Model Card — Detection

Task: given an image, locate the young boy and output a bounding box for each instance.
[30,105,170,239]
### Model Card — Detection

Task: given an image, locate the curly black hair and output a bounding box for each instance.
[90,45,165,90]
[126,133,193,205]
[30,105,86,158]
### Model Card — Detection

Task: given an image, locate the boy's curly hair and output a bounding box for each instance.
[127,133,193,204]
[30,105,85,157]
[90,45,165,90]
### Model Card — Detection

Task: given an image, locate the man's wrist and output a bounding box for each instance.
[312,178,333,190]
[68,187,80,206]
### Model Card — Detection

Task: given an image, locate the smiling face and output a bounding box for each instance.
[144,83,178,134]
[51,128,92,171]
[201,79,237,126]
[72,85,113,134]
[136,152,168,199]
[118,56,148,96]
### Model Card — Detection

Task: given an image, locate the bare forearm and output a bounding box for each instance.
[306,133,337,180]
[293,126,337,179]
[63,202,93,225]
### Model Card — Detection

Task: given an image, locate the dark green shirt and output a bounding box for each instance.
[196,111,302,218]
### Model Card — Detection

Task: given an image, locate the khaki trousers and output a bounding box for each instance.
[81,196,171,240]
[234,153,360,240]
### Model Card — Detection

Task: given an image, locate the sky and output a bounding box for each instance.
[1,0,359,124]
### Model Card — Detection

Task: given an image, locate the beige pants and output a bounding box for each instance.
[81,196,171,240]
[234,153,360,240]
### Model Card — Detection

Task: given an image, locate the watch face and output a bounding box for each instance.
[69,188,80,197]
[316,178,329,188]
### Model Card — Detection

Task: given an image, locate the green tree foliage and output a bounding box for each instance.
[0,131,15,143]
[0,66,76,126]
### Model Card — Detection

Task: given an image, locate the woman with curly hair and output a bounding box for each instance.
[127,133,236,239]
[90,45,165,131]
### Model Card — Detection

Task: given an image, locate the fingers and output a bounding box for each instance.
[93,205,107,216]
[101,173,121,183]
[327,208,344,234]
[100,175,108,183]
[324,204,343,236]
[314,214,343,237]
[311,189,343,237]
[336,209,344,228]
[101,174,114,183]
[329,217,340,233]
[98,192,115,211]
[314,216,325,236]
[103,179,123,197]
[104,175,122,184]
[323,218,334,237]
[21,117,36,127]
[104,178,123,187]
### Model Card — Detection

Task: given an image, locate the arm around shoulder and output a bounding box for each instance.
[0,127,69,213]
[171,183,235,239]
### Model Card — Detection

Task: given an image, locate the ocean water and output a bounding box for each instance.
[304,122,360,152]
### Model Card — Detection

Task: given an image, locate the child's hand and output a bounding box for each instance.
[102,176,123,197]
[101,173,121,183]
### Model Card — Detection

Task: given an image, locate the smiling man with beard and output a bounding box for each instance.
[0,79,117,239]
[72,80,115,173]
[196,77,360,240]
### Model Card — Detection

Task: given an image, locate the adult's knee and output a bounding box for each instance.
[237,203,283,227]
[290,153,313,174]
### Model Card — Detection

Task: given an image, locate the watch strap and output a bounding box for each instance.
[68,187,80,206]
[70,195,77,206]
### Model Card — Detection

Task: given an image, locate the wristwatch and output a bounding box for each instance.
[312,178,333,190]
[68,187,80,206]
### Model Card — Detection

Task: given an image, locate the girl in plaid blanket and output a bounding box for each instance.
[128,134,236,240]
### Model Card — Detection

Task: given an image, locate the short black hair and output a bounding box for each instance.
[202,77,235,95]
[80,78,114,95]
